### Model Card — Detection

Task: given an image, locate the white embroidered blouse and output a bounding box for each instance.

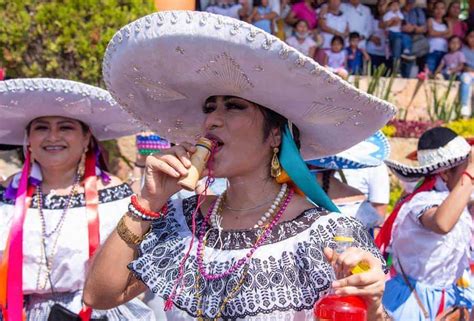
[129,195,385,320]
[0,183,132,294]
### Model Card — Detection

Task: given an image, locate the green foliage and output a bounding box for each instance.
[388,180,403,213]
[427,75,462,122]
[353,61,397,103]
[0,0,155,86]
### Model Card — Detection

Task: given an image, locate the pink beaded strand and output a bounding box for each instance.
[196,188,294,281]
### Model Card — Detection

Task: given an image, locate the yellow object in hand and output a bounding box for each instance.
[351,261,371,275]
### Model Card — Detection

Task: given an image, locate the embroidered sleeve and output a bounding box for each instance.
[406,191,447,224]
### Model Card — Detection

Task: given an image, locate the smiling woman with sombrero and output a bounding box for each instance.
[376,127,474,320]
[0,79,155,321]
[84,11,395,320]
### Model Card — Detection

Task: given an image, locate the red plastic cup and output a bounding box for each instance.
[314,294,367,321]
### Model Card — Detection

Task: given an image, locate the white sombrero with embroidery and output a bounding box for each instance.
[103,10,396,159]
[0,78,144,144]
[385,127,471,182]
[307,131,390,170]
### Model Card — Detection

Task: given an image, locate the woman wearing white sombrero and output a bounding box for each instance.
[0,79,155,321]
[85,11,395,320]
[307,131,390,231]
[376,127,474,320]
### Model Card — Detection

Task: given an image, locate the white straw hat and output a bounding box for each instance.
[103,10,396,159]
[0,78,143,144]
[385,127,471,181]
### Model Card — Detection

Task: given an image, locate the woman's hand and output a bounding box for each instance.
[324,247,386,319]
[139,142,196,210]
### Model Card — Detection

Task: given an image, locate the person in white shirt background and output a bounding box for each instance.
[336,163,390,218]
[286,19,318,57]
[383,0,416,64]
[319,0,349,49]
[341,0,373,49]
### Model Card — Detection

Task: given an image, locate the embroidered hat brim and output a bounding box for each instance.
[386,135,471,181]
[306,131,390,170]
[0,78,144,144]
[103,10,396,160]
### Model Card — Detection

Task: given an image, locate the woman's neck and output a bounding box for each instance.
[225,169,281,212]
[40,165,79,193]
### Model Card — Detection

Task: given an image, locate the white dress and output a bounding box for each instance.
[382,177,473,320]
[129,195,385,320]
[428,19,448,53]
[0,182,155,321]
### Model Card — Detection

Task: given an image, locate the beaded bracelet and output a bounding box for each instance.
[128,194,168,221]
[117,215,150,246]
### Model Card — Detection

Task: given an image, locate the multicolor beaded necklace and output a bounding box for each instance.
[194,187,294,319]
[196,187,294,281]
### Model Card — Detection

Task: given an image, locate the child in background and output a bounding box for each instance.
[426,0,451,74]
[435,35,466,79]
[460,30,474,117]
[248,0,276,34]
[383,0,415,62]
[326,35,348,78]
[286,19,318,57]
[346,32,371,75]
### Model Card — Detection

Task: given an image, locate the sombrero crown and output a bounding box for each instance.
[103,10,396,160]
[385,127,471,181]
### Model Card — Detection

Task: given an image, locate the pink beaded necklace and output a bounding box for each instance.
[196,188,294,281]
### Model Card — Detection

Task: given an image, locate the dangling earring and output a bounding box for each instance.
[271,147,281,178]
[27,146,35,164]
[77,148,87,178]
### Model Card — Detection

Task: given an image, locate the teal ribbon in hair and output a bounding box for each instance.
[279,125,340,213]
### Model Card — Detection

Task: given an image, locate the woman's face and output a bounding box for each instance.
[28,116,91,171]
[448,2,461,18]
[390,1,400,11]
[202,96,278,178]
[328,0,341,10]
[377,0,387,15]
[296,21,309,34]
[433,2,446,18]
[466,31,474,48]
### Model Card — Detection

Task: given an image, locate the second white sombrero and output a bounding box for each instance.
[0,78,144,144]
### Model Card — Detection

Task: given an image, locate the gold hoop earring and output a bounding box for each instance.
[271,147,281,178]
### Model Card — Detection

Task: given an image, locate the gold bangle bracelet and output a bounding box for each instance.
[116,215,149,246]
